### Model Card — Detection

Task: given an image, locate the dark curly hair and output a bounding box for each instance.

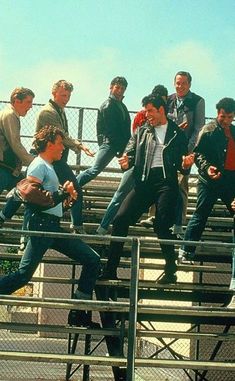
[216,98,235,113]
[33,125,64,153]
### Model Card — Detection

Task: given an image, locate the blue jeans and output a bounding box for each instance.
[0,211,100,295]
[76,143,116,187]
[100,168,134,230]
[0,167,23,194]
[174,174,189,227]
[0,167,24,221]
[182,175,235,254]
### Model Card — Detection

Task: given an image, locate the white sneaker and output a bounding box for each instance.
[227,295,235,308]
[72,225,87,234]
[140,216,155,228]
[96,226,108,235]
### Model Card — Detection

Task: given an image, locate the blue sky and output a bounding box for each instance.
[0,0,234,117]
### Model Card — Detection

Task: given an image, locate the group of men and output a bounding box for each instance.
[0,71,234,314]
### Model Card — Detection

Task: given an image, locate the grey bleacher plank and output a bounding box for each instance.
[0,351,234,371]
[0,321,120,336]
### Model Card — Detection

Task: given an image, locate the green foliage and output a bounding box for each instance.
[0,246,19,275]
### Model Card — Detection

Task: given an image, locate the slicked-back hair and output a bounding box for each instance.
[33,125,64,153]
[52,80,74,93]
[10,87,35,104]
[174,71,192,84]
[216,98,235,114]
[142,94,167,114]
[110,76,128,88]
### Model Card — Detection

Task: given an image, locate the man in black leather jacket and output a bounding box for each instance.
[179,97,235,264]
[76,76,131,187]
[102,94,192,284]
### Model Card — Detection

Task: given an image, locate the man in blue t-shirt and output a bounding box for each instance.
[0,125,100,327]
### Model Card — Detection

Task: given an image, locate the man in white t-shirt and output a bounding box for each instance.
[102,94,193,284]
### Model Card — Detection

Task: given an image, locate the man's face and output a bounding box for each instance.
[174,75,191,98]
[110,83,126,100]
[14,96,34,116]
[53,87,71,108]
[145,103,164,126]
[217,109,235,129]
[48,135,64,161]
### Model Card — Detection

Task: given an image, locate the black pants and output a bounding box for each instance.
[106,169,178,276]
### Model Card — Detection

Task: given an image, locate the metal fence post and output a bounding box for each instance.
[76,108,84,169]
[127,237,140,381]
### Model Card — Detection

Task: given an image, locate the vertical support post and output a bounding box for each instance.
[83,334,91,381]
[76,108,84,169]
[126,238,140,381]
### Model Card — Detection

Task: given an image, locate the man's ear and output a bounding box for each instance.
[159,105,165,115]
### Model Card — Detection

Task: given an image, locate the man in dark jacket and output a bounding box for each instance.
[102,94,192,284]
[76,76,131,187]
[167,71,205,237]
[179,97,235,264]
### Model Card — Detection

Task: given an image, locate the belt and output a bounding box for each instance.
[32,212,60,223]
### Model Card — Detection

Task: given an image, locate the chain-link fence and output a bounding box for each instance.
[0,101,137,175]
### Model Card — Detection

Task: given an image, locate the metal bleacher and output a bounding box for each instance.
[0,170,234,381]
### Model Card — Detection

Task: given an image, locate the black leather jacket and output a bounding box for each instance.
[125,119,189,187]
[195,119,235,185]
[96,96,131,157]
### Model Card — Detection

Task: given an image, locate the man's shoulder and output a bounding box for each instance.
[38,101,57,116]
[0,105,19,125]
[100,96,115,110]
[167,93,177,102]
[188,91,204,103]
[167,118,180,131]
[200,119,217,134]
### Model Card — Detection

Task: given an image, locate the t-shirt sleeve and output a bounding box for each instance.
[27,160,46,183]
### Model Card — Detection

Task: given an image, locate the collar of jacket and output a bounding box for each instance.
[144,119,178,142]
[49,99,64,114]
[215,118,235,141]
[109,94,124,102]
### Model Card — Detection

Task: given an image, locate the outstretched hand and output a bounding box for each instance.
[81,145,95,157]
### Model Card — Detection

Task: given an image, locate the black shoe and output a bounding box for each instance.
[114,367,127,381]
[68,310,100,328]
[98,269,118,280]
[157,273,177,284]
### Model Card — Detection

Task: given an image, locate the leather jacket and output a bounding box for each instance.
[194,119,235,185]
[125,119,189,187]
[96,96,131,156]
